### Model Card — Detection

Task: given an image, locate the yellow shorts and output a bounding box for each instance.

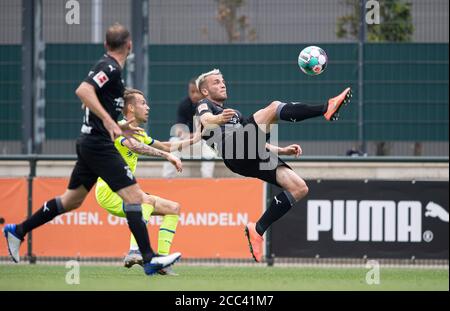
[95,179,154,221]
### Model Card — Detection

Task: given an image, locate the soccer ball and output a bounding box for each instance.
[298,46,328,76]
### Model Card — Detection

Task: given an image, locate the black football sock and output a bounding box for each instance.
[255,191,296,236]
[124,204,155,263]
[276,102,327,122]
[15,197,65,239]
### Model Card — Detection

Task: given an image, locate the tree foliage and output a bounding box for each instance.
[337,0,414,42]
[215,0,256,42]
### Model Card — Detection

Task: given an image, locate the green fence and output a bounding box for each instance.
[0,43,448,144]
[147,43,359,141]
[45,44,105,139]
[364,43,449,141]
[0,45,21,140]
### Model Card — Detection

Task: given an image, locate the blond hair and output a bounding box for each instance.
[195,69,222,93]
[123,88,144,115]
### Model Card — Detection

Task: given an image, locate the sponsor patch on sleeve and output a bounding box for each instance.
[92,71,109,88]
[197,103,209,114]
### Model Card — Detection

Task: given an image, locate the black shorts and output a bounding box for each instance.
[221,116,292,187]
[68,135,137,192]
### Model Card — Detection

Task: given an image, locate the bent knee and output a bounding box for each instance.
[290,182,309,201]
[301,184,309,197]
[268,101,282,111]
[171,202,181,215]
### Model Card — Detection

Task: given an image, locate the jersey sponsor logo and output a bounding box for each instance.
[92,71,109,88]
[307,200,448,243]
[108,65,116,72]
[81,124,92,134]
[229,114,239,124]
[88,71,94,76]
[197,103,209,113]
[114,97,124,111]
[81,108,93,134]
[124,166,133,180]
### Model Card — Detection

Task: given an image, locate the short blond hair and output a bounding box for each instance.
[195,68,222,93]
[123,88,144,115]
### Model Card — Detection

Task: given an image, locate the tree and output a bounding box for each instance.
[215,0,256,43]
[336,0,414,42]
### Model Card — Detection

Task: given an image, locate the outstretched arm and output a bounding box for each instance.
[151,135,200,153]
[152,119,202,153]
[266,143,302,157]
[122,138,182,172]
[200,110,236,127]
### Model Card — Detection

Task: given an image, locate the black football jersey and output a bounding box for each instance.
[81,54,125,139]
[196,98,244,135]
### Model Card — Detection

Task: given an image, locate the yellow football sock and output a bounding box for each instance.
[158,215,179,255]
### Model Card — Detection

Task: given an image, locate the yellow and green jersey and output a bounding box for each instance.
[113,128,154,174]
[95,120,154,214]
[98,120,154,177]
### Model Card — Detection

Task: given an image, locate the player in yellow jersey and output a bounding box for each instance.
[95,88,198,275]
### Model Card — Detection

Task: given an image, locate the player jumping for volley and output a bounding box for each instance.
[195,69,351,262]
[95,88,196,275]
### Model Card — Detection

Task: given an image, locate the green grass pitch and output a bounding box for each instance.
[0,264,448,291]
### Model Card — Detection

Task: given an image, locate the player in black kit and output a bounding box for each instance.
[3,24,181,275]
[195,69,352,262]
